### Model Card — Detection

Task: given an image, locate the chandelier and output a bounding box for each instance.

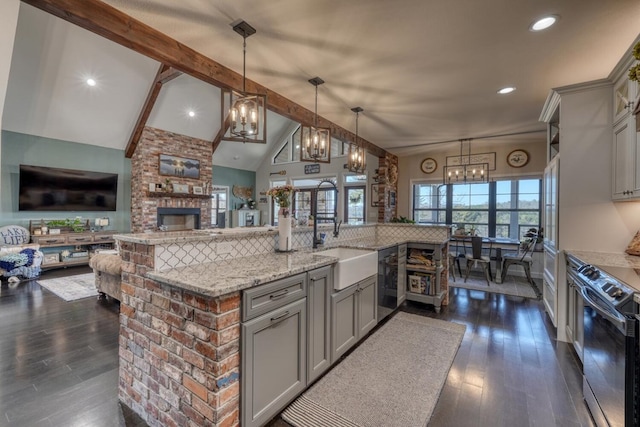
[221,20,267,143]
[300,77,331,163]
[443,139,489,184]
[347,107,366,173]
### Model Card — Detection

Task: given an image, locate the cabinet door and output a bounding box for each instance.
[307,266,331,384]
[241,299,307,427]
[397,245,407,304]
[331,285,358,363]
[357,275,378,338]
[612,119,632,200]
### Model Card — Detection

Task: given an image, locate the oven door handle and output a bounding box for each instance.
[581,287,627,334]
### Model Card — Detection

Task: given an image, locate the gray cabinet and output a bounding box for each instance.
[241,274,307,427]
[241,298,307,427]
[397,244,407,305]
[331,274,377,363]
[357,275,377,338]
[307,266,332,384]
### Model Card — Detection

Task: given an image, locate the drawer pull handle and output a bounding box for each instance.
[74,238,87,241]
[270,311,289,323]
[45,239,59,243]
[269,289,289,300]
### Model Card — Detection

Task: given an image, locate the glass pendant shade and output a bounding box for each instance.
[301,77,331,163]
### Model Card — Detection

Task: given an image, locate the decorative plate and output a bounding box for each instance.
[420,158,437,174]
[506,150,529,168]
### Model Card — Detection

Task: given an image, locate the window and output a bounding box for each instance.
[412,178,541,239]
[496,179,541,239]
[413,183,446,224]
[451,183,490,237]
[345,186,365,224]
[211,186,228,227]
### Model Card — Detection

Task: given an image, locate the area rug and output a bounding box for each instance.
[281,312,466,427]
[36,273,98,301]
[449,272,540,299]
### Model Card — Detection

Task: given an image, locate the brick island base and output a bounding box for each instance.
[118,241,240,427]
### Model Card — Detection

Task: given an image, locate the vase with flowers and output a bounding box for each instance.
[267,185,295,251]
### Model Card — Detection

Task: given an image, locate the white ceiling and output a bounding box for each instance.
[3,0,640,166]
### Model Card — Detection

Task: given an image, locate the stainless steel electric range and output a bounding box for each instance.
[567,254,640,427]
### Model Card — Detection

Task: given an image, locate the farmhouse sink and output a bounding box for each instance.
[318,247,378,290]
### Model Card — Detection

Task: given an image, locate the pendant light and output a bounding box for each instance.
[443,139,489,184]
[347,107,366,173]
[220,20,267,143]
[300,77,331,163]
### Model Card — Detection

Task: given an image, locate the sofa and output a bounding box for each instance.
[89,253,122,301]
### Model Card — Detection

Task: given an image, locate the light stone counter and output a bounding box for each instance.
[146,250,338,297]
[327,236,448,251]
[566,250,640,269]
[145,235,449,297]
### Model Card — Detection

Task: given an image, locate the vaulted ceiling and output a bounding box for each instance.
[3,0,640,168]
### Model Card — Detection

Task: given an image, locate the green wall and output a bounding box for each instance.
[213,165,256,210]
[1,130,131,231]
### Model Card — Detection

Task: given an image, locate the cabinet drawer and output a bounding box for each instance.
[243,273,307,321]
[67,234,93,244]
[33,236,67,245]
[93,234,114,242]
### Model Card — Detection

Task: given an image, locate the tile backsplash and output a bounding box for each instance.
[152,224,447,271]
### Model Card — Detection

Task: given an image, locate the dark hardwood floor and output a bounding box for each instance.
[0,270,593,427]
[0,266,144,427]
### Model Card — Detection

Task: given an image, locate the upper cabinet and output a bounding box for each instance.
[611,70,640,201]
[613,73,636,125]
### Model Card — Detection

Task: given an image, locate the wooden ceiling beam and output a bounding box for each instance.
[21,0,387,158]
[157,67,182,84]
[125,64,169,158]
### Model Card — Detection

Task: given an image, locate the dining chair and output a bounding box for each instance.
[464,236,492,286]
[501,236,536,287]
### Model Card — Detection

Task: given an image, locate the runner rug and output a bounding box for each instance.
[281,311,465,427]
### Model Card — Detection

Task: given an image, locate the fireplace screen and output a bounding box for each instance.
[157,208,201,231]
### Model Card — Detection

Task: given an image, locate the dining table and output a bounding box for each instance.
[449,235,522,283]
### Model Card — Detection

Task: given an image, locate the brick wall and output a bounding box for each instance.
[118,241,240,426]
[376,153,398,222]
[131,127,213,233]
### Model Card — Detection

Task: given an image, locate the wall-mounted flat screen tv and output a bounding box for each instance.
[19,164,118,211]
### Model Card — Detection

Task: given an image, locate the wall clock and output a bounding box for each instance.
[420,158,437,174]
[506,150,529,168]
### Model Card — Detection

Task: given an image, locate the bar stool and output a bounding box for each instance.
[464,236,492,286]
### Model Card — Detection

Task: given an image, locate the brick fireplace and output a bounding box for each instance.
[131,126,212,233]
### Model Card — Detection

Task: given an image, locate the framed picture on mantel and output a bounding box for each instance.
[159,154,200,179]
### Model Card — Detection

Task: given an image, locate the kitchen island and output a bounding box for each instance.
[114,223,449,426]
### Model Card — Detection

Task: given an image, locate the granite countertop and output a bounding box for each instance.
[146,235,449,297]
[147,251,339,297]
[566,250,640,269]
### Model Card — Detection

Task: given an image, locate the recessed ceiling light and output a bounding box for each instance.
[233,155,240,160]
[86,78,96,87]
[188,110,196,118]
[498,87,516,94]
[530,15,558,31]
